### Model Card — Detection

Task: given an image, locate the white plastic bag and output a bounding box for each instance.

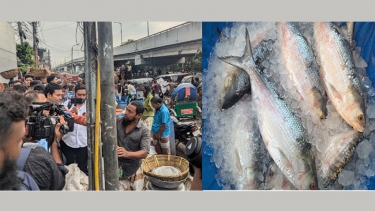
[63,164,88,191]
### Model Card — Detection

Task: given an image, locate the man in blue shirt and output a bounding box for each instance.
[150,97,171,155]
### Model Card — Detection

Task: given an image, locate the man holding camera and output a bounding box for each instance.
[45,82,64,105]
[61,84,88,174]
[22,90,68,190]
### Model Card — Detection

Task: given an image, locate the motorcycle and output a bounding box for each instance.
[170,115,201,147]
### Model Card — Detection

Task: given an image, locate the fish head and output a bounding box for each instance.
[218,68,251,110]
[344,88,365,132]
[296,149,319,190]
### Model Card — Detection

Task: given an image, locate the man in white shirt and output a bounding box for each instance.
[127,82,137,104]
[61,84,88,174]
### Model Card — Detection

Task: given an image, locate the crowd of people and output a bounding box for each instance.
[0,67,202,191]
[0,69,88,191]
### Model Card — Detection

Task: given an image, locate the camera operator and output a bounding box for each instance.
[61,84,88,174]
[0,91,39,190]
[21,90,68,190]
[45,82,64,105]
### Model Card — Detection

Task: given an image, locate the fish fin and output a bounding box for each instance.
[218,28,256,71]
[218,56,244,70]
[347,22,354,48]
[274,147,293,171]
[329,83,343,102]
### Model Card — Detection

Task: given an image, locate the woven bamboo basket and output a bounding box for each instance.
[30,68,50,77]
[142,155,190,182]
[0,68,19,79]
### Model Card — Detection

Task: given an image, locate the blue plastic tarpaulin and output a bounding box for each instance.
[202,22,375,190]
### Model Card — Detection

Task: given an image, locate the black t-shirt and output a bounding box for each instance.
[22,144,66,190]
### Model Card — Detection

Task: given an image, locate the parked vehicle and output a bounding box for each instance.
[156,73,191,83]
[128,77,153,100]
[170,115,200,147]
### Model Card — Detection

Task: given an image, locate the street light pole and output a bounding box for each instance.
[147,22,149,37]
[98,22,119,190]
[114,22,122,45]
[71,43,79,74]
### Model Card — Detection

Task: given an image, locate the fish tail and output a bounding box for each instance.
[218,28,256,72]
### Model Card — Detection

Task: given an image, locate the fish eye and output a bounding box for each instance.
[268,170,274,177]
[358,114,364,121]
[310,183,317,190]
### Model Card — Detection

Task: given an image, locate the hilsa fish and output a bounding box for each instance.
[318,129,361,187]
[279,22,327,121]
[314,22,365,132]
[218,28,319,190]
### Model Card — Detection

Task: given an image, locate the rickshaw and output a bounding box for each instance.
[170,83,198,119]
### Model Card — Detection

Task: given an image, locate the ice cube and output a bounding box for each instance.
[364,157,370,166]
[367,104,375,119]
[338,170,355,186]
[365,169,375,178]
[357,164,366,175]
[356,140,373,159]
[362,77,372,89]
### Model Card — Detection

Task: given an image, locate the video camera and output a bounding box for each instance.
[25,102,75,147]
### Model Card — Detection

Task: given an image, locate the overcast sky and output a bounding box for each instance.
[14,22,185,68]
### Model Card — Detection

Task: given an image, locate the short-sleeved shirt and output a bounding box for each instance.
[116,117,151,177]
[151,103,170,137]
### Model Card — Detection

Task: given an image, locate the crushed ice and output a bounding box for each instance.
[203,22,375,190]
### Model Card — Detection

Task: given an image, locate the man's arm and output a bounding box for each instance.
[118,125,151,159]
[65,109,87,126]
[50,140,63,164]
[156,124,166,139]
[144,96,154,113]
[48,151,66,190]
[117,148,148,159]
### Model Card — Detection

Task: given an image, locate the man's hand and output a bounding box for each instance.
[55,116,67,141]
[78,77,83,84]
[117,146,129,158]
[155,133,161,140]
[62,76,73,86]
[70,106,79,114]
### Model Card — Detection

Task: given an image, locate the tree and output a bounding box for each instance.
[123,39,135,45]
[16,42,35,73]
[185,49,202,72]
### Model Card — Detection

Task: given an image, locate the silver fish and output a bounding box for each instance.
[318,129,361,187]
[314,22,365,132]
[279,22,327,120]
[218,28,319,190]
